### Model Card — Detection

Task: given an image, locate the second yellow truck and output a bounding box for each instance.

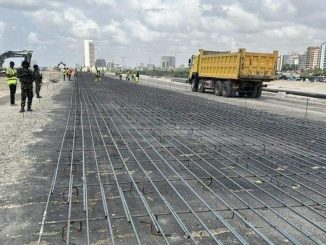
[188,48,278,98]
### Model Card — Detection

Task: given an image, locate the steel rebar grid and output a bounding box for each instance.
[38,74,326,244]
[86,80,323,243]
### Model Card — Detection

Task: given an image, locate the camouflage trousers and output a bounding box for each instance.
[36,82,42,94]
[21,84,33,108]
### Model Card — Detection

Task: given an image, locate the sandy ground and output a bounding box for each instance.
[267,79,326,94]
[0,72,68,244]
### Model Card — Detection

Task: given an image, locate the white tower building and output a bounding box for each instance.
[84,40,95,68]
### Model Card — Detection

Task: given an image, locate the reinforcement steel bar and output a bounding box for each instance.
[97,83,325,243]
[87,83,306,243]
[38,74,326,244]
[92,78,326,242]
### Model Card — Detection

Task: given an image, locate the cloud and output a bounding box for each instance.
[1,0,326,67]
[27,32,41,44]
[0,0,38,9]
[86,0,114,6]
[221,3,262,33]
[0,21,6,44]
[63,8,100,39]
[124,20,162,42]
[103,21,129,45]
[25,9,64,26]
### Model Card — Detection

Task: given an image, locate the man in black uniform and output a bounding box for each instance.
[33,64,43,98]
[17,61,34,112]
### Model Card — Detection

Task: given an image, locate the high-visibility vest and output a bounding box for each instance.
[6,67,17,85]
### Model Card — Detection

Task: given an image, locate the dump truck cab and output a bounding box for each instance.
[188,55,199,83]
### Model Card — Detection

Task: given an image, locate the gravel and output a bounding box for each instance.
[0,72,67,245]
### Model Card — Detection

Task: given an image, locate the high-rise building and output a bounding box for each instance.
[277,55,283,71]
[160,56,175,70]
[320,42,326,70]
[299,53,307,71]
[306,46,320,70]
[95,59,106,68]
[84,40,95,68]
[282,55,289,66]
[287,52,299,65]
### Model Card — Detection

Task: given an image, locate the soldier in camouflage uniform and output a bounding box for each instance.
[33,64,43,98]
[17,61,34,112]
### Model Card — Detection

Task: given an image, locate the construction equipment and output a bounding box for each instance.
[55,61,66,69]
[188,48,278,98]
[0,50,33,69]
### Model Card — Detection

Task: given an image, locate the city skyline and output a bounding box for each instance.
[0,0,326,67]
[278,41,326,71]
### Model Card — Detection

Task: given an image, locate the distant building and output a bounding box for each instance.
[160,56,175,70]
[107,62,115,70]
[299,53,307,71]
[95,59,106,68]
[146,64,155,70]
[287,52,299,65]
[277,55,283,71]
[306,46,320,70]
[84,40,95,68]
[282,55,289,66]
[137,63,145,71]
[320,42,326,70]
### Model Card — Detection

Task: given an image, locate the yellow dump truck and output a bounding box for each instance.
[188,48,278,98]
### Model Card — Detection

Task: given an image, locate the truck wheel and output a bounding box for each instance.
[251,84,262,98]
[222,81,232,97]
[214,81,223,96]
[198,80,205,93]
[191,79,198,92]
[255,85,263,98]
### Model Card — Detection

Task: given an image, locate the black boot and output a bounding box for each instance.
[37,93,42,98]
[20,107,25,113]
[27,105,33,112]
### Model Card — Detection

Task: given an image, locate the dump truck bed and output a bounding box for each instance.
[198,48,278,81]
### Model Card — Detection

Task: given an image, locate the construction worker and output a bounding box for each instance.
[131,72,135,82]
[33,64,43,98]
[95,68,101,82]
[74,68,78,78]
[17,61,34,112]
[63,68,66,81]
[6,61,18,105]
[66,68,71,81]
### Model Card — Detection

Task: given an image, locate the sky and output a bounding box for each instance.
[0,0,325,67]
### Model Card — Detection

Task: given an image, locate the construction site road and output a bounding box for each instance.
[1,73,326,244]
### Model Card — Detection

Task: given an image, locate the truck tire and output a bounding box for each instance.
[222,81,232,97]
[191,78,198,92]
[251,84,263,98]
[198,80,205,93]
[255,85,263,98]
[214,81,223,96]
